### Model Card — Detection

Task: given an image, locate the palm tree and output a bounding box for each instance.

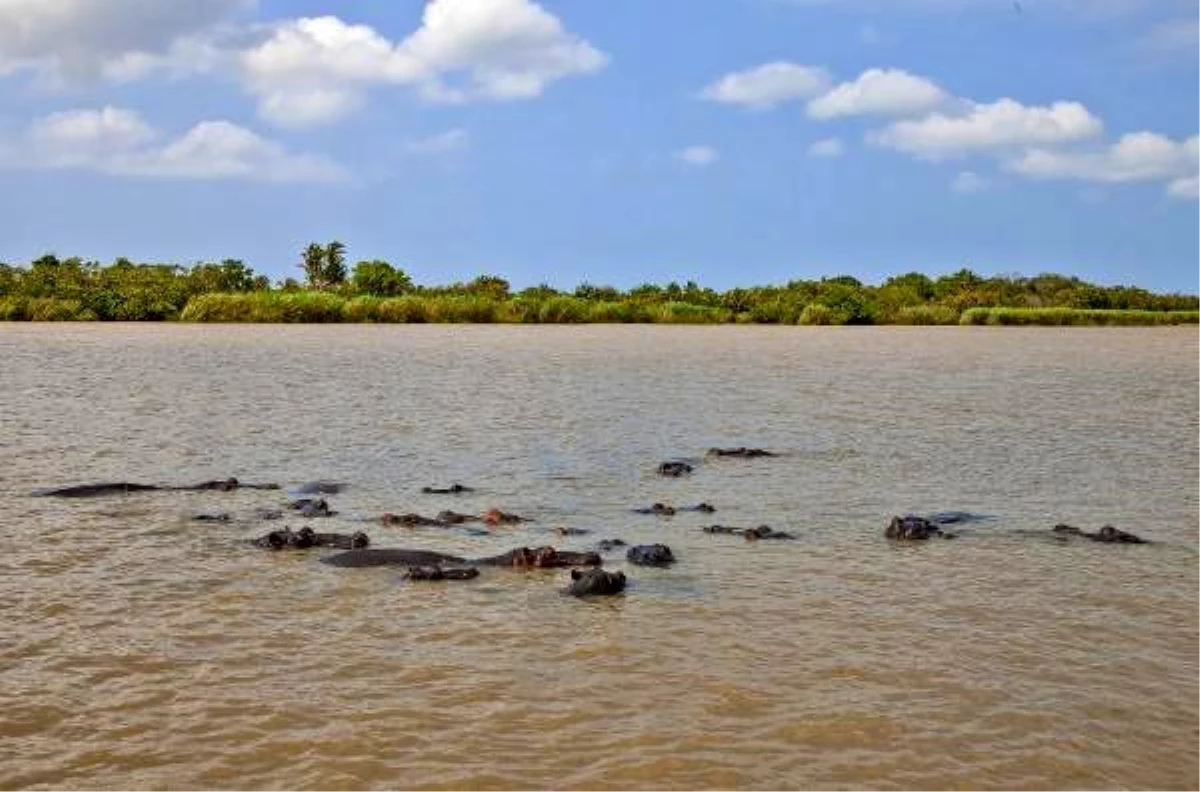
[300,243,326,289]
[322,241,347,287]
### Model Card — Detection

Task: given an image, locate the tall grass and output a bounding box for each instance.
[893,305,961,325]
[960,307,1199,326]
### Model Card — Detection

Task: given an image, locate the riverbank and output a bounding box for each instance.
[1,293,1196,326]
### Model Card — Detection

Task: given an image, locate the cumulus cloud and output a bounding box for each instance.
[807,68,948,119]
[699,62,831,109]
[674,145,719,166]
[869,98,1103,158]
[1010,131,1199,199]
[950,170,988,194]
[240,0,607,125]
[1,106,345,183]
[807,137,845,157]
[405,128,470,154]
[0,0,251,83]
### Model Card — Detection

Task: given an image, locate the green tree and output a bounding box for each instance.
[300,243,326,288]
[352,260,413,296]
[322,241,347,287]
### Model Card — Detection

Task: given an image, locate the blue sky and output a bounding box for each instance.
[0,0,1196,292]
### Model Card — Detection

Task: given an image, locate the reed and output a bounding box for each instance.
[960,307,1200,326]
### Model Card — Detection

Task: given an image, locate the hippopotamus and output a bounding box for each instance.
[553,526,591,537]
[191,513,231,522]
[380,512,447,527]
[482,509,529,526]
[251,526,369,550]
[925,511,993,525]
[288,498,335,518]
[703,524,795,540]
[321,545,601,569]
[657,461,694,477]
[633,503,676,516]
[885,516,954,541]
[436,510,479,525]
[596,538,628,552]
[626,544,675,566]
[565,568,626,597]
[1053,524,1148,544]
[707,448,775,458]
[402,565,480,581]
[684,502,717,513]
[421,484,474,494]
[289,481,346,495]
[255,508,284,521]
[33,478,279,497]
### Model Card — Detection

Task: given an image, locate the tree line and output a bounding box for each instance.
[0,242,1196,324]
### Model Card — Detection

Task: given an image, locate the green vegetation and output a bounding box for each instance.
[1,244,1196,325]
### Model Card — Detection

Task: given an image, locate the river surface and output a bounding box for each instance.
[0,324,1196,790]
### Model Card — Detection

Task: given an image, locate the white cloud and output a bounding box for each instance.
[870,98,1103,158]
[699,62,831,109]
[807,68,948,119]
[0,0,250,83]
[808,137,845,157]
[1010,131,1199,199]
[951,170,988,194]
[405,129,470,154]
[674,145,718,166]
[1167,175,1199,200]
[2,106,345,183]
[240,0,607,125]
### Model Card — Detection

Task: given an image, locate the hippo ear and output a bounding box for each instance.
[616,571,626,582]
[571,569,582,580]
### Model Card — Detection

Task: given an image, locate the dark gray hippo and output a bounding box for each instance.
[402,565,480,581]
[885,516,954,541]
[251,526,369,550]
[707,447,775,458]
[436,510,479,525]
[596,538,627,552]
[683,502,717,513]
[633,503,676,516]
[657,461,694,477]
[192,513,231,523]
[565,569,626,597]
[553,526,591,537]
[380,512,447,527]
[704,524,795,540]
[626,544,676,566]
[288,498,336,518]
[1052,524,1149,544]
[322,545,601,569]
[34,478,279,497]
[422,484,474,494]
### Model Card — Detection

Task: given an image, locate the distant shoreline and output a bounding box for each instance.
[2,253,1196,326]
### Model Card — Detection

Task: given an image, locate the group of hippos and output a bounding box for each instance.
[32,446,1150,598]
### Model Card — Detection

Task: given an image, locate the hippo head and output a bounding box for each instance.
[264,530,289,549]
[349,531,370,549]
[217,477,239,491]
[567,568,627,596]
[294,526,317,548]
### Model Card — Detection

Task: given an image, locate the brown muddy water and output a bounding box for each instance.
[0,324,1196,790]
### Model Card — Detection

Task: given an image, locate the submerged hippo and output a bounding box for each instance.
[436,510,479,525]
[289,481,346,495]
[704,524,795,540]
[1053,524,1148,544]
[251,526,369,550]
[191,513,231,523]
[633,503,676,516]
[380,512,446,527]
[707,447,775,458]
[421,484,474,494]
[288,498,335,518]
[322,545,601,569]
[626,544,676,566]
[684,502,717,513]
[657,461,694,477]
[554,526,592,537]
[482,509,530,526]
[565,568,626,597]
[596,538,628,552]
[402,565,480,581]
[885,516,954,541]
[34,478,279,498]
